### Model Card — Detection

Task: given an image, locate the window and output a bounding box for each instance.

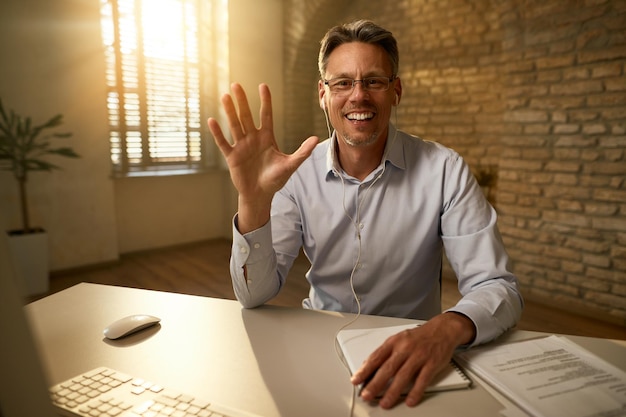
[100,0,228,176]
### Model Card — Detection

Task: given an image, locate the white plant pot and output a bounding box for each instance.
[6,230,49,297]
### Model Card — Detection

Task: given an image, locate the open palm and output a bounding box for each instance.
[207,83,318,230]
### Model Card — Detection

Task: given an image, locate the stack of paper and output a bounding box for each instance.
[455,335,626,417]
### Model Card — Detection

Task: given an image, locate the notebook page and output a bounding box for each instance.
[336,323,472,394]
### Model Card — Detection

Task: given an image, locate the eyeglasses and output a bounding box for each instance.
[324,76,395,94]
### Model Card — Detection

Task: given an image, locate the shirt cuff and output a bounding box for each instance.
[445,301,506,348]
[232,213,273,266]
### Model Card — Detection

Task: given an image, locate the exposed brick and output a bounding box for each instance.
[578,46,626,64]
[599,136,626,148]
[557,199,583,212]
[604,148,624,162]
[605,78,626,92]
[544,185,592,200]
[507,109,550,123]
[584,162,626,176]
[524,124,551,134]
[585,202,619,216]
[544,161,581,173]
[553,173,579,185]
[564,236,610,253]
[591,63,623,78]
[601,107,626,121]
[550,80,604,95]
[582,124,607,135]
[531,96,586,109]
[593,189,626,203]
[615,259,626,272]
[553,124,580,134]
[498,203,542,218]
[543,210,592,227]
[554,148,582,160]
[592,217,626,232]
[614,284,626,297]
[568,275,612,292]
[555,136,598,147]
[561,260,584,274]
[570,110,599,122]
[582,148,604,161]
[563,67,590,80]
[582,254,612,268]
[588,92,626,106]
[525,172,553,184]
[499,158,544,172]
[533,277,579,296]
[522,148,552,160]
[536,55,575,69]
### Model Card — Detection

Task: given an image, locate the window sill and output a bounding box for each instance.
[112,166,222,179]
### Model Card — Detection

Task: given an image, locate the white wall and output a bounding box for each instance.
[0,0,285,270]
[0,0,119,269]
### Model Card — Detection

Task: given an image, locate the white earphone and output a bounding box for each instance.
[394,93,399,106]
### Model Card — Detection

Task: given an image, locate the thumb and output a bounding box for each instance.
[290,136,319,165]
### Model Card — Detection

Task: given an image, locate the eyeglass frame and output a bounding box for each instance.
[323,76,396,94]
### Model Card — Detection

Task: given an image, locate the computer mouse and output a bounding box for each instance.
[103,314,161,340]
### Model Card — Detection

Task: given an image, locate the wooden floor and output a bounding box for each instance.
[46,238,625,340]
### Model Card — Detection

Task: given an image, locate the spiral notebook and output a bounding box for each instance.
[336,323,472,395]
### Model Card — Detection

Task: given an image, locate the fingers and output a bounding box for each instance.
[220,90,245,140]
[259,83,274,133]
[353,326,456,409]
[217,83,257,142]
[358,351,411,408]
[230,83,256,135]
[207,117,231,157]
[404,363,438,407]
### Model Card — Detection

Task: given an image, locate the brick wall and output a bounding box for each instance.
[283,0,626,325]
[496,0,626,324]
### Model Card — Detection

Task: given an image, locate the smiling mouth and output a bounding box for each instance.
[346,112,375,121]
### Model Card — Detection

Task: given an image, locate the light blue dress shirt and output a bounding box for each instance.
[231,125,523,346]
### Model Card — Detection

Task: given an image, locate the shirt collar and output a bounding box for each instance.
[325,124,405,179]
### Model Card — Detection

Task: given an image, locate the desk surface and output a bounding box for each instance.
[26,283,626,417]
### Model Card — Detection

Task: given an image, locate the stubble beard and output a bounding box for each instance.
[339,128,380,148]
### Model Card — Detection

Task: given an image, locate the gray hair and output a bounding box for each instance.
[318,20,399,79]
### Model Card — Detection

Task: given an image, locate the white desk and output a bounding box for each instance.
[26,283,626,417]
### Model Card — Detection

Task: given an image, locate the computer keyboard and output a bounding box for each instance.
[50,367,258,417]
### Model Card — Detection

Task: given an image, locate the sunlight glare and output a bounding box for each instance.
[142,0,187,61]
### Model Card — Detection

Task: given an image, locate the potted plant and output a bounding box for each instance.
[0,99,79,296]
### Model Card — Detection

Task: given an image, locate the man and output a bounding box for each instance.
[208,20,523,409]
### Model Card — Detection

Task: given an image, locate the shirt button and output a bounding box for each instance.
[247,279,253,285]
[239,246,248,254]
[253,243,261,249]
[359,223,364,229]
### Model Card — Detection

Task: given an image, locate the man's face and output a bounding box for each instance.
[319,42,400,147]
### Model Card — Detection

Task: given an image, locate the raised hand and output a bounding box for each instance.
[207,83,318,233]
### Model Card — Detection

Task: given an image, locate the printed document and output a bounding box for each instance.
[455,335,626,417]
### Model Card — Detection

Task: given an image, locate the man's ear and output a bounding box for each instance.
[318,79,326,110]
[393,78,402,106]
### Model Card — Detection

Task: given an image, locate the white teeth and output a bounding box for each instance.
[346,112,374,121]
